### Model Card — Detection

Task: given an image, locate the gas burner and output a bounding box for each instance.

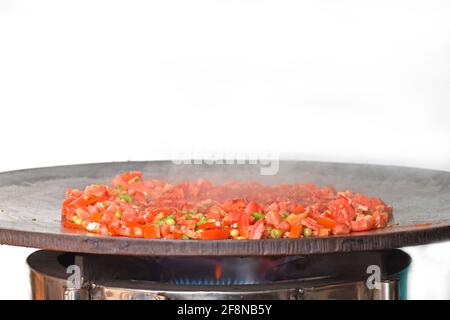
[28,249,410,300]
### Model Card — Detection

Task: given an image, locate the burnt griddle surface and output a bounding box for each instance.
[1,161,449,256]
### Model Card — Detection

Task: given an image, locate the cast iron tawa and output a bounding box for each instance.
[0,161,449,256]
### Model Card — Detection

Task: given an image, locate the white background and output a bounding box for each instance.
[0,0,449,299]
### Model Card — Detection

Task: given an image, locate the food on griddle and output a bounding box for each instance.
[61,171,392,239]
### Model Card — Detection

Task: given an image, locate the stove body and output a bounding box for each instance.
[28,249,410,300]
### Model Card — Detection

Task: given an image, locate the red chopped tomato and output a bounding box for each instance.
[318,228,331,237]
[133,226,144,238]
[329,196,355,225]
[117,224,133,237]
[289,224,303,238]
[141,224,160,239]
[332,223,351,235]
[245,201,262,215]
[238,211,251,238]
[61,171,392,240]
[65,188,82,199]
[84,184,108,200]
[160,224,171,238]
[91,211,102,223]
[199,229,230,240]
[351,217,374,232]
[171,229,185,240]
[121,171,143,182]
[372,211,389,228]
[177,218,197,229]
[277,221,291,233]
[301,217,321,231]
[291,205,305,214]
[249,219,265,240]
[265,211,281,227]
[68,195,98,208]
[62,220,84,229]
[317,216,337,229]
[197,221,221,230]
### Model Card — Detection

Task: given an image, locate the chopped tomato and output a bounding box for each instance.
[351,218,374,232]
[238,211,250,238]
[332,223,351,235]
[317,216,337,229]
[330,196,355,225]
[249,219,265,240]
[291,205,305,214]
[318,228,331,237]
[121,171,143,182]
[91,211,102,223]
[245,201,262,215]
[65,188,82,199]
[266,202,279,212]
[84,184,108,200]
[133,226,144,238]
[289,224,303,238]
[142,224,160,238]
[62,220,84,229]
[68,195,98,208]
[301,217,321,231]
[277,221,291,233]
[199,229,230,240]
[265,211,281,226]
[160,224,171,238]
[117,224,133,237]
[172,229,184,239]
[197,221,221,230]
[207,205,225,219]
[372,211,389,228]
[61,171,392,240]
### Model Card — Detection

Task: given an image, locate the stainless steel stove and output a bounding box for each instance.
[27,249,410,300]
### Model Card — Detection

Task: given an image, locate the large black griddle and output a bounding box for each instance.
[0,161,449,256]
